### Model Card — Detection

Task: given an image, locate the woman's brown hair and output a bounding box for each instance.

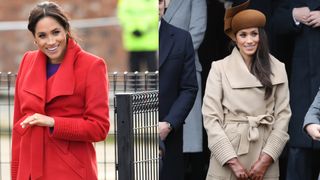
[251,27,273,100]
[27,1,73,39]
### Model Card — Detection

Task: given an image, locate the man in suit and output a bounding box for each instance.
[163,1,207,179]
[159,0,198,179]
[272,0,320,179]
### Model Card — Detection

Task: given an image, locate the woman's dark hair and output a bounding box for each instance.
[251,27,273,100]
[27,1,73,39]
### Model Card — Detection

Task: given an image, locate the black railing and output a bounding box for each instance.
[110,71,158,93]
[0,72,15,179]
[115,91,159,180]
[0,71,158,180]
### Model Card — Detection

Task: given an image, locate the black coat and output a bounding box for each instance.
[159,19,198,180]
[273,0,320,149]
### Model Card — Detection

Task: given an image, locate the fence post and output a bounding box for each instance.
[116,94,134,180]
[116,91,159,180]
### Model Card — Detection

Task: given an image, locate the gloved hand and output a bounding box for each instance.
[248,153,273,180]
[132,30,143,37]
[226,157,249,180]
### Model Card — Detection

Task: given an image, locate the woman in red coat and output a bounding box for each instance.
[11,2,110,180]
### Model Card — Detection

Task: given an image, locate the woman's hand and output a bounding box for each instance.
[20,113,55,128]
[248,153,273,180]
[226,157,249,180]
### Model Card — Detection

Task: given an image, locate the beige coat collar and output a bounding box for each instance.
[223,48,286,89]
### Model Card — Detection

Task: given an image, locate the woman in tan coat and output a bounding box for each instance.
[202,1,291,180]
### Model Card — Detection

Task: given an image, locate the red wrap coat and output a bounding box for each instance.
[11,39,110,180]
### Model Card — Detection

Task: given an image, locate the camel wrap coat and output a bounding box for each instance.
[11,39,109,180]
[202,48,291,180]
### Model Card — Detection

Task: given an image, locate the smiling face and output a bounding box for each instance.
[235,27,259,61]
[34,16,67,64]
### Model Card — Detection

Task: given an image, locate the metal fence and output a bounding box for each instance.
[115,91,159,180]
[0,71,158,180]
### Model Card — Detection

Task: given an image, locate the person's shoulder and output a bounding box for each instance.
[21,50,40,64]
[77,50,106,64]
[269,54,284,64]
[75,50,107,73]
[211,54,230,67]
[269,54,286,71]
[269,54,288,84]
[24,50,38,56]
[208,52,234,76]
[162,19,190,37]
[17,50,40,73]
[23,50,39,59]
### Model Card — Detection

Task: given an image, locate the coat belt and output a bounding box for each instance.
[30,126,44,179]
[224,114,275,155]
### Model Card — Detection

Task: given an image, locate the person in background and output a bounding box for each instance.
[11,2,109,180]
[304,89,320,141]
[163,0,207,179]
[159,0,198,179]
[117,0,158,72]
[202,1,291,179]
[272,0,320,179]
[303,88,320,178]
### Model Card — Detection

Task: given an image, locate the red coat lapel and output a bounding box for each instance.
[22,39,81,104]
[22,50,47,102]
[46,39,80,103]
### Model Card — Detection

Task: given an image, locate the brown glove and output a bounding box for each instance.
[248,153,273,180]
[226,157,249,180]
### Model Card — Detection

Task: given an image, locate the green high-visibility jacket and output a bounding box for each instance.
[117,0,158,51]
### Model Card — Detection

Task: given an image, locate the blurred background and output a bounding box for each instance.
[0,0,128,73]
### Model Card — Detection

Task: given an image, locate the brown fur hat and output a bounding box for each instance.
[224,0,266,41]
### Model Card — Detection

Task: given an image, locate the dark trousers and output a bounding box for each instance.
[286,147,320,180]
[184,152,207,180]
[161,128,184,180]
[129,51,157,72]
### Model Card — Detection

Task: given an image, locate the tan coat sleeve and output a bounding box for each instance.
[262,63,291,161]
[202,61,237,165]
